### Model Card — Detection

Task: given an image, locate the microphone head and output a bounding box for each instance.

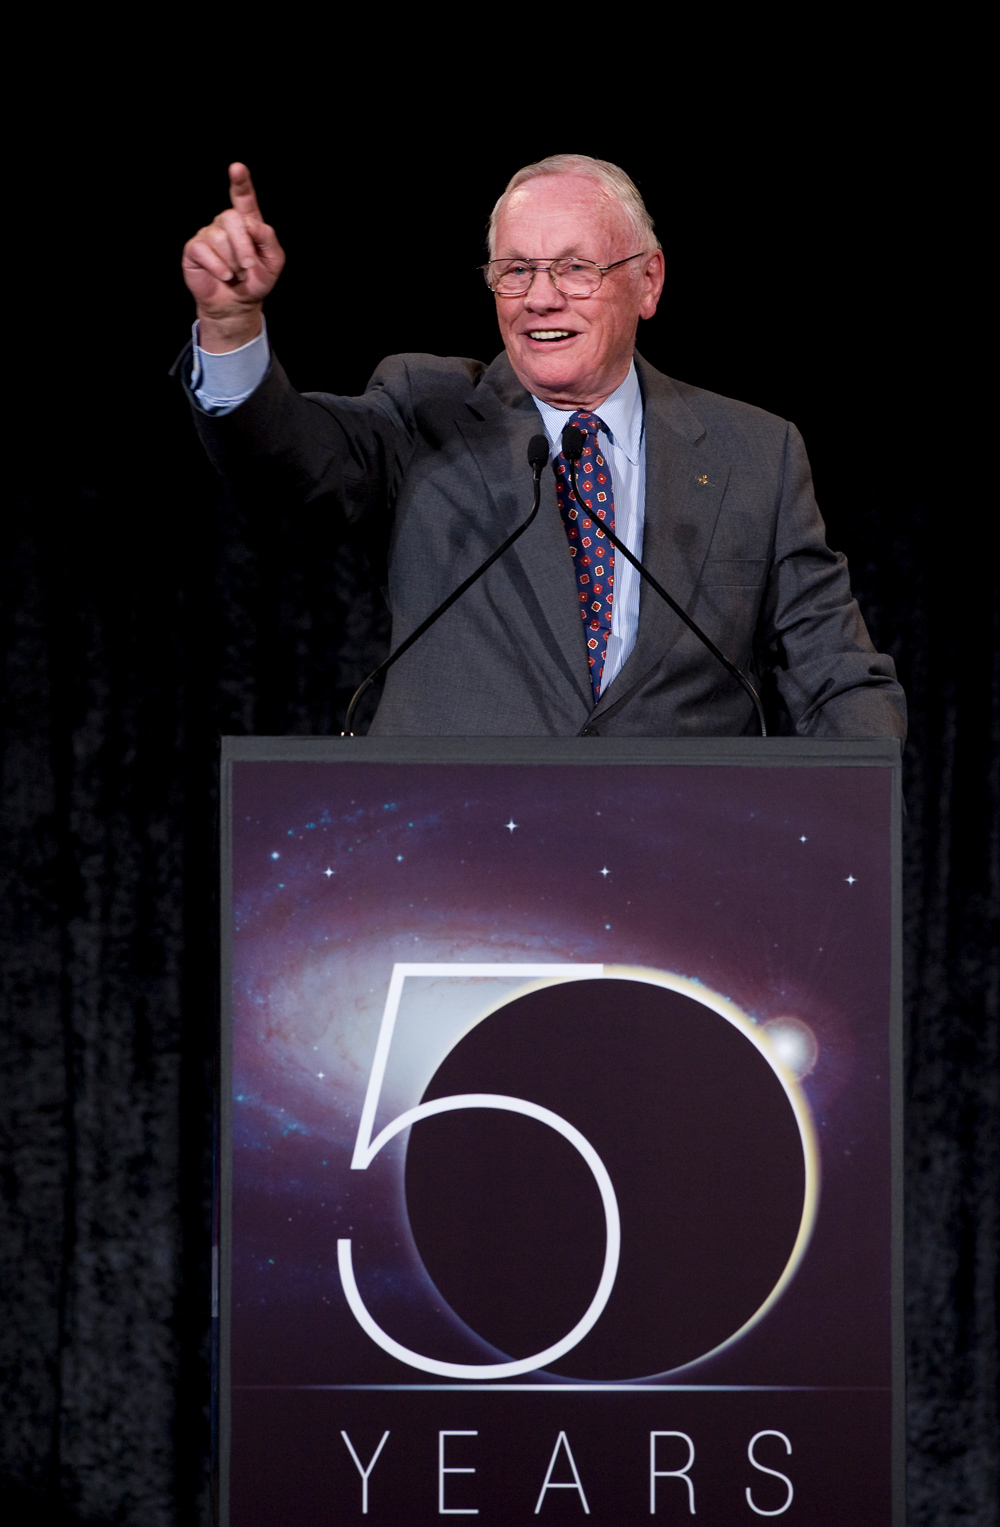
[527,434,550,472]
[561,424,585,462]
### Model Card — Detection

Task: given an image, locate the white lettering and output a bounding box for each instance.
[340,1430,389,1516]
[746,1431,794,1516]
[534,1431,590,1515]
[650,1431,696,1514]
[439,1430,479,1515]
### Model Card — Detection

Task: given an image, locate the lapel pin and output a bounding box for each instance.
[697,474,710,486]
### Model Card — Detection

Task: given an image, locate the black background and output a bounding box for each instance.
[2,46,995,1527]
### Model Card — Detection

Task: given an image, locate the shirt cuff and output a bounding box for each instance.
[191,318,270,414]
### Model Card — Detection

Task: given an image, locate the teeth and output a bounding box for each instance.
[529,330,571,340]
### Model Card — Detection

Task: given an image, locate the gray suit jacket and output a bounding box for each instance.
[188,346,905,740]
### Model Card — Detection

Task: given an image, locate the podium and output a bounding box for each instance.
[218,737,903,1525]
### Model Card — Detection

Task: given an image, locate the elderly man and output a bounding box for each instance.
[180,155,905,740]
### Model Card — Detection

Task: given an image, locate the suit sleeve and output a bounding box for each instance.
[758,422,907,742]
[176,342,422,527]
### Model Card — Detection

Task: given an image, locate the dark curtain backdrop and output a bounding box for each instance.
[2,79,996,1526]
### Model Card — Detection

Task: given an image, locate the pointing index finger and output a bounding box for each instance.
[228,162,262,222]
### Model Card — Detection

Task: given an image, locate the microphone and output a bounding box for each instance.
[343,435,551,734]
[562,424,767,737]
[526,433,551,474]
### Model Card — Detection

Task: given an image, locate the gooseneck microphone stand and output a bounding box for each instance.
[343,435,551,735]
[562,424,768,738]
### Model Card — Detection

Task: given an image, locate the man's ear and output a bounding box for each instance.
[639,249,665,320]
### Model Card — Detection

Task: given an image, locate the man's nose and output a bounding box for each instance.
[523,267,567,311]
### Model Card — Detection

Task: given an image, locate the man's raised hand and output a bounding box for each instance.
[182,164,285,352]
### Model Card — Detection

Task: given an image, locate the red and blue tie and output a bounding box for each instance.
[554,411,615,705]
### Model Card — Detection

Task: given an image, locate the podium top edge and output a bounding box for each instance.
[219,736,902,767]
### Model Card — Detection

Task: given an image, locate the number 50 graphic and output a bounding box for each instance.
[337,963,818,1381]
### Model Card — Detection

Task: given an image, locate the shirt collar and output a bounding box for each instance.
[531,360,644,464]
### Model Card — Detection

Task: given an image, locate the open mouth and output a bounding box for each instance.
[527,329,574,342]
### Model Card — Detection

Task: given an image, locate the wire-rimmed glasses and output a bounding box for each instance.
[481,252,649,298]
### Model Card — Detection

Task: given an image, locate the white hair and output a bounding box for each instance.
[488,153,661,260]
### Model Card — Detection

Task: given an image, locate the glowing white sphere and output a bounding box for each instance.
[761,1016,820,1079]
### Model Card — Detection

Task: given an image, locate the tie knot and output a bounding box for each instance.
[569,409,604,440]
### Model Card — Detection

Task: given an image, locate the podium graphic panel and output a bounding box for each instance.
[219,738,902,1525]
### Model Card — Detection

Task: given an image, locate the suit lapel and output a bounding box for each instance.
[455,353,592,702]
[593,354,731,716]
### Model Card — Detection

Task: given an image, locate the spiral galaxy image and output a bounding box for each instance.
[227,754,893,1392]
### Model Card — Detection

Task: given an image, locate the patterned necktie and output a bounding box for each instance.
[554,411,616,705]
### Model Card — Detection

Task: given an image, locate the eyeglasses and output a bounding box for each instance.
[481,252,649,298]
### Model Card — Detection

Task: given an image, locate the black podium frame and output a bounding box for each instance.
[218,736,903,1525]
